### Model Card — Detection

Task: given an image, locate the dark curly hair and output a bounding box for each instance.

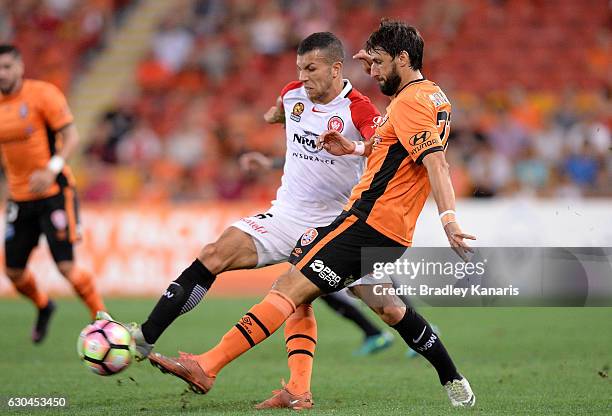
[365,19,423,71]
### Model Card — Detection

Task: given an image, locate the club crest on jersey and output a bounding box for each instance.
[327,116,344,133]
[373,114,389,127]
[301,228,318,246]
[409,131,432,146]
[291,102,305,122]
[6,202,18,223]
[50,209,67,230]
[19,103,29,118]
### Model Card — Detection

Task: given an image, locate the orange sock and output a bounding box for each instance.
[284,303,317,395]
[13,270,48,309]
[68,268,105,319]
[196,290,296,377]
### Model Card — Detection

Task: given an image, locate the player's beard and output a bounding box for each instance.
[0,78,17,95]
[378,63,402,96]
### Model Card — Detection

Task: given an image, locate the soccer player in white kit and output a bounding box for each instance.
[120,32,407,408]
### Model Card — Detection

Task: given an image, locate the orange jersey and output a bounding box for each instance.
[345,79,451,246]
[0,79,75,201]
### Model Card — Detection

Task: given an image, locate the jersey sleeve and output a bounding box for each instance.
[391,95,443,164]
[349,95,380,140]
[39,83,74,131]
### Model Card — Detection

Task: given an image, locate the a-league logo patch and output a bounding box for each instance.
[50,209,67,230]
[301,228,318,246]
[291,102,305,122]
[327,116,344,133]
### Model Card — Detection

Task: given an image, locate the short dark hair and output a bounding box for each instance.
[297,32,344,64]
[0,44,21,58]
[366,19,423,71]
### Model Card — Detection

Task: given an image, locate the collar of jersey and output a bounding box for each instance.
[394,77,427,98]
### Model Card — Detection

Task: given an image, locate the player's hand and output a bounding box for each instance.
[443,221,476,262]
[29,169,57,194]
[239,152,273,174]
[352,49,373,76]
[317,130,356,156]
[263,96,285,124]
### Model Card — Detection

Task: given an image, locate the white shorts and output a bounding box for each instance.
[230,206,316,268]
[230,206,392,286]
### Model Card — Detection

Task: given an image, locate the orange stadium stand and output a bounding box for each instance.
[6,0,133,92]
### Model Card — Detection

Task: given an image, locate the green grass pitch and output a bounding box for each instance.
[0,298,610,415]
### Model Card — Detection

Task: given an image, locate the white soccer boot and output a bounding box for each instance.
[126,322,154,361]
[444,376,476,407]
[94,312,153,361]
[95,310,113,321]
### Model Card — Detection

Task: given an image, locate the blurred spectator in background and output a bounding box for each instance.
[0,0,15,41]
[87,93,137,164]
[152,12,195,73]
[563,141,602,189]
[486,108,530,161]
[468,139,513,198]
[116,119,162,167]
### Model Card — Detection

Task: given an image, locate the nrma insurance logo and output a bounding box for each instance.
[293,130,321,154]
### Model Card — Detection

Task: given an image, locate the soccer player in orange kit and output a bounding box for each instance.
[0,44,105,343]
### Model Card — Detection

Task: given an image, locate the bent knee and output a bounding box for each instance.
[197,243,229,275]
[377,305,406,326]
[5,268,26,282]
[57,263,74,279]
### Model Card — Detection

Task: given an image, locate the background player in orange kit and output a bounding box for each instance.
[147,20,476,407]
[0,44,105,343]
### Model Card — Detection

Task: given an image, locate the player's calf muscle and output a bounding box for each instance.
[351,285,406,325]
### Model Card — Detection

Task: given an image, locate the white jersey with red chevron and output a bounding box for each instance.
[272,79,379,226]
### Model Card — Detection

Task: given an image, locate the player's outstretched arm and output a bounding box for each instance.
[239,151,273,173]
[264,96,285,124]
[422,151,475,261]
[317,130,372,157]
